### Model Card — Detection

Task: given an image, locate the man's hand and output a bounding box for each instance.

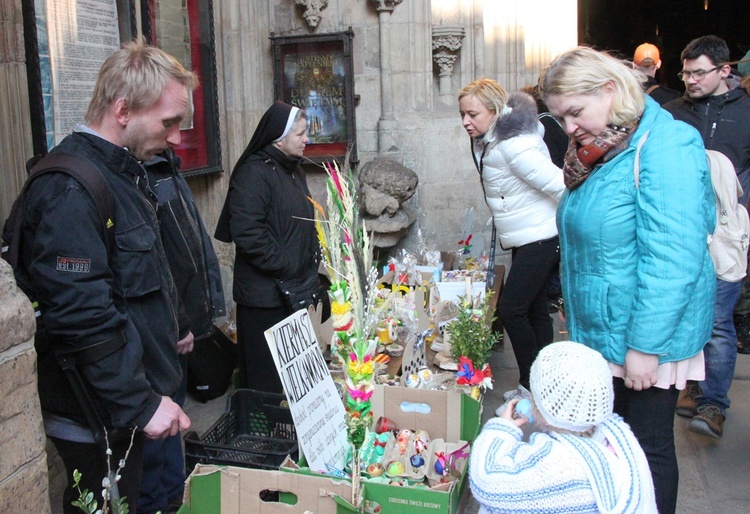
[176,331,194,355]
[143,396,191,439]
[623,349,659,391]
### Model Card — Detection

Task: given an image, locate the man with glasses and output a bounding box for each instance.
[664,35,750,439]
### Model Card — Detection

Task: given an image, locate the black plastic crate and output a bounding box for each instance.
[184,389,298,471]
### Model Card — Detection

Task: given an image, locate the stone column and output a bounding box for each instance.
[0,0,34,221]
[369,0,403,153]
[0,259,50,513]
[431,26,465,104]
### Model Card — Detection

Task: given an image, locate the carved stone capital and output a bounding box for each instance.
[369,0,404,13]
[433,51,458,77]
[295,0,328,28]
[431,26,465,53]
[432,26,464,80]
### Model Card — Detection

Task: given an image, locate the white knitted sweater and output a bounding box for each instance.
[469,414,657,514]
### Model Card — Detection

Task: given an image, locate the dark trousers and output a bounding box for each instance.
[138,355,188,514]
[51,431,145,514]
[236,304,289,394]
[613,378,680,514]
[498,237,559,388]
[137,431,185,513]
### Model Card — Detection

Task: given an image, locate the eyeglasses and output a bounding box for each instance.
[677,65,722,81]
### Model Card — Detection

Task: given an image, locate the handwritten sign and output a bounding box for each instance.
[265,309,348,473]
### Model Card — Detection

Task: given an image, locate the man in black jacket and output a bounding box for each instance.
[12,39,195,512]
[139,150,226,513]
[663,35,750,440]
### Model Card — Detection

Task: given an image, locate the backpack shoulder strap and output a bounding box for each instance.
[633,130,650,189]
[645,84,660,95]
[706,150,742,213]
[4,152,116,268]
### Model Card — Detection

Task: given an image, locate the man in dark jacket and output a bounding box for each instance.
[632,43,681,105]
[663,35,750,440]
[12,39,195,512]
[139,149,226,513]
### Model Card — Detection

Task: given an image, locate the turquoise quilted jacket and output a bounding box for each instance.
[559,97,716,365]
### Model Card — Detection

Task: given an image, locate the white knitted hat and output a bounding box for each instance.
[530,341,614,432]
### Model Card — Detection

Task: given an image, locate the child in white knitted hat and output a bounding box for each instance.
[469,341,657,513]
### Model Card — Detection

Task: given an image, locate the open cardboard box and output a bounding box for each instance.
[178,386,481,514]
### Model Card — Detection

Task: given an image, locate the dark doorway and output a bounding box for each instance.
[578,0,750,91]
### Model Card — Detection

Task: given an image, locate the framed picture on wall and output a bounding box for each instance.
[141,0,222,176]
[271,30,357,165]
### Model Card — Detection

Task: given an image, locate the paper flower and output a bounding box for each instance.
[456,356,493,390]
[457,234,473,255]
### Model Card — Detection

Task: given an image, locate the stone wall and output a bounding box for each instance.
[0,260,50,513]
[207,0,577,261]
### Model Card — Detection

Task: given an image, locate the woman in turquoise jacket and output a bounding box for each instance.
[539,47,715,514]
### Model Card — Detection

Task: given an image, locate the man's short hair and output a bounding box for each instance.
[85,37,199,125]
[681,35,730,66]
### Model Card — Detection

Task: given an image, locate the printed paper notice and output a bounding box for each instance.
[45,0,120,145]
[265,309,348,473]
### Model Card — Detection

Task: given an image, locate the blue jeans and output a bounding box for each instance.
[138,355,188,513]
[698,278,742,414]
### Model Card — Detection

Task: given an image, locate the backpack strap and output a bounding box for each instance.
[633,131,651,189]
[645,84,660,95]
[4,152,116,268]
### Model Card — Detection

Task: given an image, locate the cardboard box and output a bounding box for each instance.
[357,386,481,514]
[179,386,481,514]
[177,464,354,514]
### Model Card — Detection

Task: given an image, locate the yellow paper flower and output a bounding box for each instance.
[331,301,352,315]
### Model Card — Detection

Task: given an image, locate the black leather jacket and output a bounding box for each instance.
[14,130,180,431]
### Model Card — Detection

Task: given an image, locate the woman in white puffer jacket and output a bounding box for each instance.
[458,78,565,413]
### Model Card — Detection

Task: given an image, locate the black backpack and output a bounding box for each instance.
[2,152,120,447]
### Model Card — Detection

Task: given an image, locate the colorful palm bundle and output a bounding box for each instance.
[310,161,378,366]
[310,160,380,507]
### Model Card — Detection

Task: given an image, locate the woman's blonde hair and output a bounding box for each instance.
[538,47,645,127]
[458,78,508,135]
[85,36,199,125]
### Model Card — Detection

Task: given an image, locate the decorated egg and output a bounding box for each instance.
[417,366,433,385]
[386,460,405,477]
[366,463,384,477]
[373,416,397,434]
[515,398,535,423]
[405,373,420,388]
[409,453,425,472]
[397,429,412,454]
[413,430,430,453]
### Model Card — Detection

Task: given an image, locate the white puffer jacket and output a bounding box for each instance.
[473,92,565,249]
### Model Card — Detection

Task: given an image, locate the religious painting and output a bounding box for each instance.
[271,30,357,164]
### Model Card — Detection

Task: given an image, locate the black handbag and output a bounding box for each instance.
[187,327,238,402]
[277,273,324,313]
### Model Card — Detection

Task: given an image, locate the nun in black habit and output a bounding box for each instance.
[215,101,322,393]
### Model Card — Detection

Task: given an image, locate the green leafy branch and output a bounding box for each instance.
[447,292,499,368]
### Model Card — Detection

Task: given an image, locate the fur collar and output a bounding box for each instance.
[493,92,540,143]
